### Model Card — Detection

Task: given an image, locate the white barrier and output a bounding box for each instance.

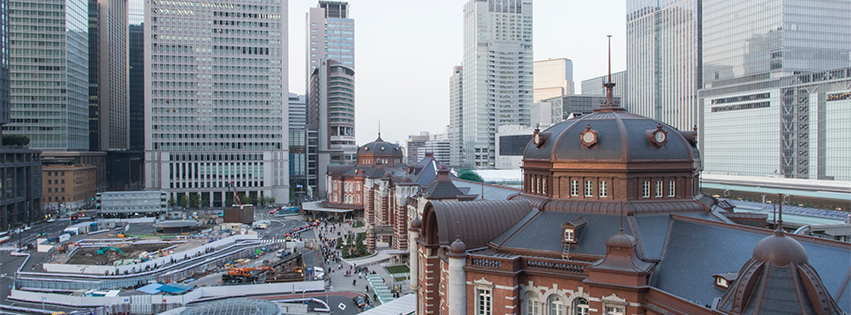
[42,234,259,275]
[10,281,325,307]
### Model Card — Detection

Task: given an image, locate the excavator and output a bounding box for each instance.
[222,266,273,284]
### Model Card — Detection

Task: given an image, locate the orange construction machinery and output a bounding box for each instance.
[222,266,273,284]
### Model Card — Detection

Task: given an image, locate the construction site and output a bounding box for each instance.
[65,243,175,266]
[221,252,306,285]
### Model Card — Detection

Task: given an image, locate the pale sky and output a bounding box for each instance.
[287,0,628,146]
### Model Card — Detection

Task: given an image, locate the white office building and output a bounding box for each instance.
[96,191,167,217]
[533,58,573,103]
[144,0,289,206]
[460,0,533,169]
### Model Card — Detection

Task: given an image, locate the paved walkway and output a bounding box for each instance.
[297,216,413,307]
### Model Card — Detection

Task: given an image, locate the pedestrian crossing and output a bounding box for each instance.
[0,245,16,251]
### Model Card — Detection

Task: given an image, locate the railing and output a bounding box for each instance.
[524,258,586,274]
[470,258,501,269]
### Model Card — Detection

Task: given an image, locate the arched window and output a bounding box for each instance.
[573,298,590,315]
[547,295,565,315]
[523,291,540,315]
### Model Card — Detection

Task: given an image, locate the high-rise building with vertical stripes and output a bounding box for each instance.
[88,0,129,152]
[4,0,90,150]
[460,0,533,169]
[144,0,289,205]
[626,0,700,131]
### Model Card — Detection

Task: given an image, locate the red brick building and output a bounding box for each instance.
[324,135,477,252]
[408,89,849,314]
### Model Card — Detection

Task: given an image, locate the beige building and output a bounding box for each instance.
[42,164,97,211]
[533,58,574,102]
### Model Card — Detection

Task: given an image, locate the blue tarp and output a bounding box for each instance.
[137,283,163,294]
[137,282,193,295]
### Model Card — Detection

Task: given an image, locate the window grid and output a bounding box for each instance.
[668,180,676,197]
[477,289,492,315]
[599,181,608,197]
[642,181,650,198]
[570,180,579,196]
[656,180,663,197]
[584,180,593,197]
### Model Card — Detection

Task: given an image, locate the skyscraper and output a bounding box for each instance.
[701,0,851,88]
[306,1,354,73]
[5,0,90,150]
[128,24,144,152]
[448,65,463,170]
[305,1,354,197]
[307,59,355,196]
[460,0,533,169]
[144,0,289,205]
[0,0,8,129]
[88,0,129,152]
[699,0,851,181]
[533,58,573,103]
[626,0,700,131]
[288,93,310,201]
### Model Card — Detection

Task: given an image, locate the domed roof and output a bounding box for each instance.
[523,109,698,163]
[448,238,467,257]
[605,231,636,249]
[358,135,403,156]
[752,229,808,266]
[410,218,422,229]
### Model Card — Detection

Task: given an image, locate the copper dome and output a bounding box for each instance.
[523,111,698,164]
[752,230,808,266]
[449,238,467,256]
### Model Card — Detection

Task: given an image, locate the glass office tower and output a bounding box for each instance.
[699,0,851,181]
[5,0,89,150]
[701,0,851,88]
[626,0,700,131]
[144,0,289,205]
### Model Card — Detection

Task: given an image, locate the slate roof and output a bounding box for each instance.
[652,216,851,311]
[495,212,635,256]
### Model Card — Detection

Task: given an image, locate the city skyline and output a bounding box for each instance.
[286,0,628,146]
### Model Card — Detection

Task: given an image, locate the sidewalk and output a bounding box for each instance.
[308,220,413,306]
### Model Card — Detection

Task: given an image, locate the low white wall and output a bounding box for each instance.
[42,234,258,275]
[10,281,324,307]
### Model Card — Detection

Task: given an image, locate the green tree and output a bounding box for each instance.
[241,194,254,205]
[168,197,176,209]
[267,197,275,205]
[457,169,484,182]
[2,134,30,147]
[189,194,200,208]
[178,195,189,207]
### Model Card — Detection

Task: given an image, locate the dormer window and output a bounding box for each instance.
[564,229,574,242]
[712,272,738,290]
[561,217,587,245]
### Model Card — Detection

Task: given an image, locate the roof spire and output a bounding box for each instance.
[776,194,786,236]
[376,120,383,141]
[595,35,623,113]
[619,201,625,233]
